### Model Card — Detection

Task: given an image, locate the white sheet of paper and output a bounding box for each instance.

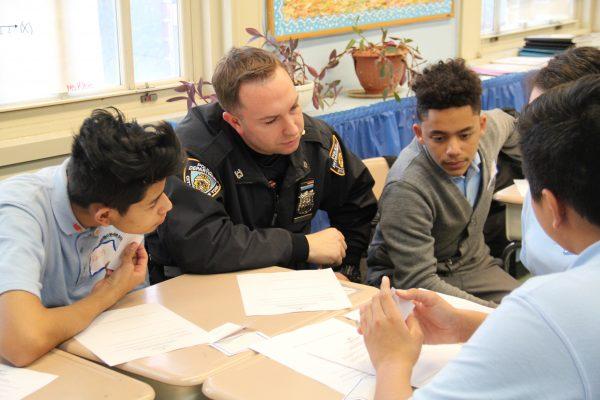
[343,375,376,400]
[492,56,551,66]
[344,308,360,322]
[306,319,375,375]
[211,331,270,356]
[252,318,460,394]
[473,63,536,73]
[431,291,494,314]
[0,364,57,400]
[207,322,245,343]
[251,320,370,396]
[411,344,462,387]
[390,287,415,319]
[237,268,352,316]
[514,179,529,198]
[343,285,358,296]
[304,319,462,388]
[106,232,144,270]
[75,303,209,366]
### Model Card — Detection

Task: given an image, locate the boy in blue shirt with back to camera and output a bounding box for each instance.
[360,75,600,399]
[520,46,600,275]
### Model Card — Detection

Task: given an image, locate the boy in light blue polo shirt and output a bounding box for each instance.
[359,76,600,399]
[0,108,182,367]
[520,46,600,275]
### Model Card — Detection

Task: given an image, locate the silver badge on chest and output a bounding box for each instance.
[294,178,316,223]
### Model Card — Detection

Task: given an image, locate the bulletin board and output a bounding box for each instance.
[267,0,454,40]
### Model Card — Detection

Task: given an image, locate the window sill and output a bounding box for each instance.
[0,81,184,114]
[0,109,187,169]
[472,26,591,64]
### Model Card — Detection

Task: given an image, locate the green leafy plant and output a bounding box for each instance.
[348,20,425,100]
[167,78,217,109]
[245,27,348,110]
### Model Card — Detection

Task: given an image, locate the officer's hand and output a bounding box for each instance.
[306,228,346,265]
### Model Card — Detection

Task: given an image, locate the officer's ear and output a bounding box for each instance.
[223,111,244,137]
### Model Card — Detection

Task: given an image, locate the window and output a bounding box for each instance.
[0,0,183,108]
[131,0,181,84]
[481,0,576,37]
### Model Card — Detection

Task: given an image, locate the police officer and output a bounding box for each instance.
[147,47,377,282]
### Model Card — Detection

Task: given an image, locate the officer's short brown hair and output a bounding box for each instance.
[212,46,285,112]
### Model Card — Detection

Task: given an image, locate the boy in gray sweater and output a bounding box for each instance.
[366,59,519,306]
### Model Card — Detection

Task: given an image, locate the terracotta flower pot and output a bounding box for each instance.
[352,48,408,95]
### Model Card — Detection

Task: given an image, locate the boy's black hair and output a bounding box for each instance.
[519,75,600,226]
[411,58,482,120]
[533,47,600,91]
[67,107,182,214]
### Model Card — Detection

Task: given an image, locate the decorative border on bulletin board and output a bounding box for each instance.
[267,0,454,40]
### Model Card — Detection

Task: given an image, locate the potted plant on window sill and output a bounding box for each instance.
[167,78,217,109]
[348,23,424,100]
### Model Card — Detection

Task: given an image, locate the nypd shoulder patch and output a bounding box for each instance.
[329,135,345,176]
[183,158,221,197]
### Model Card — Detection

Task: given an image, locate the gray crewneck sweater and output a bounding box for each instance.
[367,109,521,305]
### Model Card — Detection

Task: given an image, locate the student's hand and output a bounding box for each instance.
[360,277,423,374]
[93,243,148,303]
[306,228,347,265]
[395,288,465,344]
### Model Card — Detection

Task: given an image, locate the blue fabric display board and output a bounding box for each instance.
[317,72,528,159]
[311,72,528,232]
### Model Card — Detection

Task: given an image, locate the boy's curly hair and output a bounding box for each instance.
[411,58,482,120]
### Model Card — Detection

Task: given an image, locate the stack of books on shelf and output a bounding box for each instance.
[518,34,575,57]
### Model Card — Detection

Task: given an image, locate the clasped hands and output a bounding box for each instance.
[358,276,467,375]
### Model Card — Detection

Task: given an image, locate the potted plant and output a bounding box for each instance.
[245,28,347,110]
[167,78,217,109]
[348,23,424,100]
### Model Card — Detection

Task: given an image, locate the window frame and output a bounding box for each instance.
[480,0,577,39]
[0,0,266,178]
[1,0,190,113]
[0,0,207,176]
[459,0,594,63]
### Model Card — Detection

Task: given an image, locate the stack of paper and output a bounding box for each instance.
[0,364,57,399]
[251,319,370,396]
[237,268,352,316]
[211,330,270,356]
[75,303,209,366]
[207,322,269,356]
[251,318,462,397]
[492,56,550,67]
